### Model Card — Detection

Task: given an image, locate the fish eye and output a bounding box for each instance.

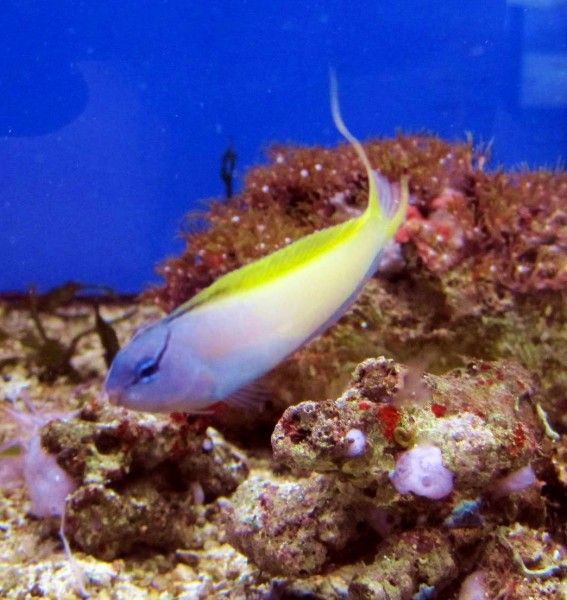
[135,357,160,384]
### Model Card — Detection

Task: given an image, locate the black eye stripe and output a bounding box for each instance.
[138,359,159,380]
[134,327,171,384]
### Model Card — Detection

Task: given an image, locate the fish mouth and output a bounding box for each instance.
[103,366,124,407]
[104,387,122,407]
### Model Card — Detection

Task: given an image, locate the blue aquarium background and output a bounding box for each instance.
[1,0,565,294]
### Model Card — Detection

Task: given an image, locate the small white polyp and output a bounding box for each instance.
[389,444,453,500]
[344,428,366,457]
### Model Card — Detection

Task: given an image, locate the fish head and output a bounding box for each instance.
[104,319,214,413]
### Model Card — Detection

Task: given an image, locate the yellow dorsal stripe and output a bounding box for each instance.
[171,215,366,315]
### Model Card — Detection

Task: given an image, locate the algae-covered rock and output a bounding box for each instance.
[64,481,197,560]
[273,357,545,502]
[228,354,564,594]
[465,524,567,598]
[226,471,361,577]
[40,401,248,559]
[349,529,458,600]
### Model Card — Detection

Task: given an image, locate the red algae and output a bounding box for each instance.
[376,404,401,442]
[431,403,446,418]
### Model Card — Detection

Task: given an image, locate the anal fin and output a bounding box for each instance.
[224,378,272,411]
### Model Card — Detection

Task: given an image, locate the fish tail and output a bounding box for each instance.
[378,173,409,239]
[330,69,409,236]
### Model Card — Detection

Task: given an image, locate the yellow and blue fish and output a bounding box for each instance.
[105,76,409,413]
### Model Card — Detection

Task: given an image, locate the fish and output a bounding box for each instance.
[104,74,409,413]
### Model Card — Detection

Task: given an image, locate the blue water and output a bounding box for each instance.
[1,1,566,293]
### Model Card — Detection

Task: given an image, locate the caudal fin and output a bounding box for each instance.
[374,172,409,238]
